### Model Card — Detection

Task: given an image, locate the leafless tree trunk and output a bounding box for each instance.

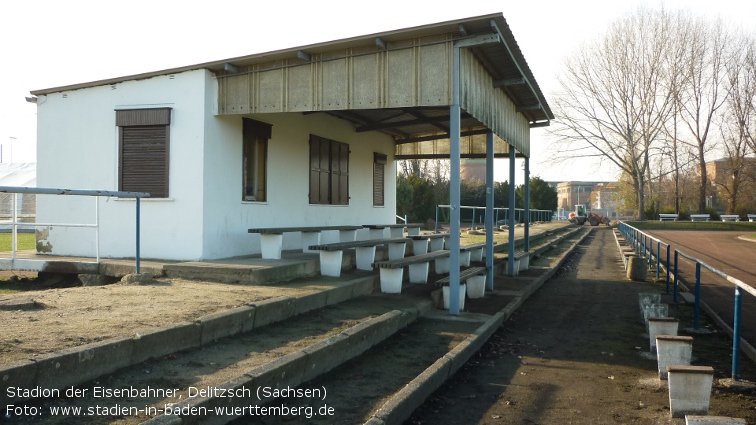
[549,7,675,219]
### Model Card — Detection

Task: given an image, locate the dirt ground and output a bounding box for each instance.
[408,227,756,424]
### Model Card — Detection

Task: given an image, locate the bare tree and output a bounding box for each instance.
[550,7,675,219]
[676,17,732,213]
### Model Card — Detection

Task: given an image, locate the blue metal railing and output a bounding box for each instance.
[435,205,553,233]
[618,222,671,291]
[0,186,149,273]
[620,221,754,380]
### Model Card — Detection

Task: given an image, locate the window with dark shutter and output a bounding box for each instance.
[309,135,349,205]
[373,153,386,206]
[243,118,271,201]
[116,108,171,198]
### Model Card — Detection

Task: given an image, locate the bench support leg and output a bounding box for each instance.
[466,275,486,298]
[471,248,483,262]
[369,229,385,239]
[412,240,428,255]
[339,230,357,243]
[388,242,406,260]
[519,253,530,271]
[379,268,404,293]
[389,228,403,238]
[301,231,320,253]
[408,262,430,283]
[319,251,343,277]
[355,246,376,271]
[406,226,420,236]
[460,251,471,267]
[430,238,445,252]
[260,234,283,260]
[435,257,450,274]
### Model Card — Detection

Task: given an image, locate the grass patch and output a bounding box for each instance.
[0,233,35,251]
[628,221,756,231]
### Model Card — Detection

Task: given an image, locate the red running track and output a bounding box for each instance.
[646,230,756,346]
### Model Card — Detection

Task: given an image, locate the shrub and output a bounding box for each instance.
[705,206,720,221]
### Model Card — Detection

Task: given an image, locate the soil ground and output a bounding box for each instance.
[408,227,756,424]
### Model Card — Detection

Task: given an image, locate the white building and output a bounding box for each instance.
[30,14,552,262]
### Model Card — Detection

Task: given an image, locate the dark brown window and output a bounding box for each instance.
[373,153,387,206]
[243,118,271,201]
[116,108,171,198]
[309,135,349,205]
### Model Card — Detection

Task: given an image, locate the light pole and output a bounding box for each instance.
[7,137,16,163]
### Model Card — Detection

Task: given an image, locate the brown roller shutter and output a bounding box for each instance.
[373,153,386,206]
[118,125,169,198]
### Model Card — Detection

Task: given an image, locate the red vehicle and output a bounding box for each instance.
[568,205,611,226]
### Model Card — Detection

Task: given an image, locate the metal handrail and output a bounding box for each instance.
[0,186,149,273]
[435,204,553,233]
[621,221,752,380]
[618,222,671,292]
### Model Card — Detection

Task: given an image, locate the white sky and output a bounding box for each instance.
[1,0,754,181]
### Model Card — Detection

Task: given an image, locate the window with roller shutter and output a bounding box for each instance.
[116,108,171,198]
[373,153,386,206]
[309,135,349,205]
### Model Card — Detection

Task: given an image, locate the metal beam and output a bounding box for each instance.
[375,37,387,49]
[395,153,513,160]
[493,77,525,87]
[297,50,311,62]
[455,32,501,48]
[508,148,516,276]
[529,121,551,128]
[524,157,530,252]
[516,104,542,113]
[458,24,468,36]
[356,113,471,133]
[224,63,239,73]
[448,44,462,315]
[486,131,495,291]
[394,128,488,145]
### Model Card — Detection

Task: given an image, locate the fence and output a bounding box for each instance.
[0,186,149,273]
[620,221,754,380]
[434,205,553,233]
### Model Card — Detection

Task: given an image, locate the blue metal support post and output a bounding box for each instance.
[524,157,530,252]
[665,245,670,294]
[673,250,679,303]
[733,286,742,380]
[136,197,141,274]
[694,262,701,329]
[448,44,462,315]
[485,131,495,290]
[507,148,516,276]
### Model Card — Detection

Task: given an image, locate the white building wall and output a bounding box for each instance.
[36,70,208,260]
[201,97,397,259]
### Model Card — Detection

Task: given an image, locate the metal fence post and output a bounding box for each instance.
[656,241,661,279]
[136,197,141,274]
[435,206,439,233]
[694,262,701,330]
[732,286,742,380]
[673,250,679,303]
[665,244,670,294]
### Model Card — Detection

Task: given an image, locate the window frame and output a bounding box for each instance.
[373,153,387,207]
[309,135,350,205]
[242,118,272,202]
[116,108,171,198]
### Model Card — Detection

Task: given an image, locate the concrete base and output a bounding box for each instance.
[685,415,747,425]
[319,251,343,277]
[408,263,430,284]
[301,231,320,253]
[355,246,377,271]
[435,257,450,274]
[430,238,445,252]
[656,335,693,379]
[460,251,471,267]
[639,292,662,320]
[668,365,714,418]
[519,253,530,270]
[406,226,420,236]
[388,242,406,260]
[466,275,486,298]
[506,259,521,276]
[649,317,679,351]
[369,228,387,239]
[644,303,669,333]
[389,228,403,238]
[627,255,649,281]
[339,229,357,242]
[413,240,429,255]
[470,248,483,262]
[379,268,403,293]
[443,285,466,310]
[260,234,283,260]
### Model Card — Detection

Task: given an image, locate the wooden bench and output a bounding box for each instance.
[748,214,756,222]
[659,213,678,221]
[720,214,739,222]
[436,266,486,287]
[408,233,450,255]
[248,226,362,259]
[308,237,411,277]
[690,214,710,222]
[372,251,451,293]
[460,243,485,266]
[363,223,423,238]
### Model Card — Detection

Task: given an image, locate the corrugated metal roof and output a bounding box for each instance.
[30,13,552,123]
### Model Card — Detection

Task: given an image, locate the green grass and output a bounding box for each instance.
[0,233,36,251]
[628,220,756,231]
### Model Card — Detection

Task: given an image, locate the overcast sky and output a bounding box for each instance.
[1,0,754,181]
